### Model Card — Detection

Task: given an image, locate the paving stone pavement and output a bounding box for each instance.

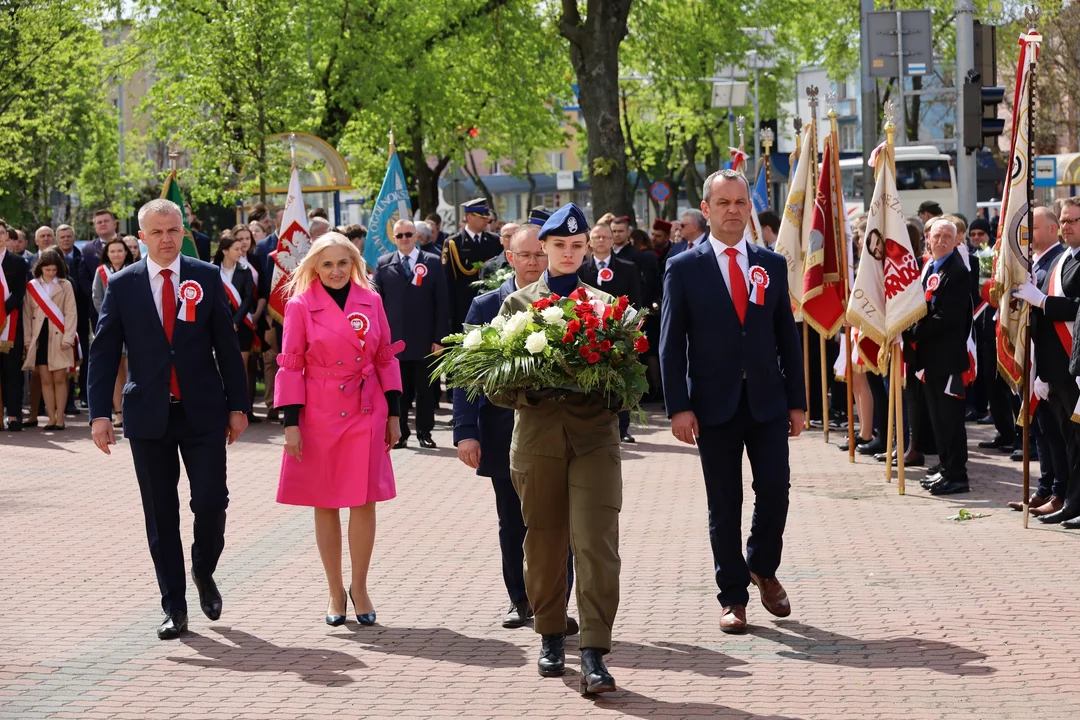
[2,407,1079,719]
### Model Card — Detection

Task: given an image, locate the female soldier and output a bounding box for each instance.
[275,232,404,627]
[495,203,621,695]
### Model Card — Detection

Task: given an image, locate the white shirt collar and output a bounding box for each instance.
[708,235,748,259]
[594,253,612,266]
[398,246,420,263]
[1071,245,1080,260]
[147,255,181,281]
[687,232,707,247]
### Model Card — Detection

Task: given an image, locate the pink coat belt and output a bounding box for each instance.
[304,363,375,381]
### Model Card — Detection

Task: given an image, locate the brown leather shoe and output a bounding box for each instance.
[749,572,792,617]
[1030,496,1064,517]
[1008,493,1049,512]
[720,605,747,634]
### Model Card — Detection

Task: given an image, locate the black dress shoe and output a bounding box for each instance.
[502,600,533,628]
[978,435,1010,449]
[1010,448,1024,462]
[565,615,579,636]
[926,463,942,475]
[1061,516,1080,530]
[976,414,994,425]
[417,434,436,449]
[620,433,636,443]
[192,573,222,621]
[537,633,565,677]
[928,478,970,496]
[157,611,188,640]
[579,647,616,695]
[837,436,872,452]
[393,434,409,449]
[1038,508,1080,525]
[920,472,942,489]
[4,419,21,431]
[857,437,885,455]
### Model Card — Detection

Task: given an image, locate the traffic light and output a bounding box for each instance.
[963,73,1005,151]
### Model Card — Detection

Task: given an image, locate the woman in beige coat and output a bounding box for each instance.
[22,248,77,430]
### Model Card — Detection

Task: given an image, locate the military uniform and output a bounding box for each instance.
[442,200,502,333]
[495,274,622,653]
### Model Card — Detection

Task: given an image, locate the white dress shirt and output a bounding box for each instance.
[709,236,750,299]
[147,255,182,324]
[594,254,612,271]
[685,232,707,250]
[398,246,420,272]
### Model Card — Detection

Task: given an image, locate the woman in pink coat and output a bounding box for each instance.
[275,232,404,627]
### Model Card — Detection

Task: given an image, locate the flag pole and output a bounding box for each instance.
[790,117,802,187]
[761,128,774,209]
[791,115,810,411]
[883,101,906,493]
[807,86,829,442]
[389,127,396,157]
[1021,7,1040,528]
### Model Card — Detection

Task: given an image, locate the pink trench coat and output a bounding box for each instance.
[274,281,404,508]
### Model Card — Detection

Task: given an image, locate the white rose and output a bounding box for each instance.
[500,310,531,338]
[490,314,507,330]
[524,331,548,354]
[462,328,483,349]
[540,306,565,325]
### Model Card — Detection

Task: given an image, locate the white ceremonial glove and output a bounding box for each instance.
[1012,280,1047,309]
[1033,377,1050,401]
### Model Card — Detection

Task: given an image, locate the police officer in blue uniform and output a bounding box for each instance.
[442,198,503,333]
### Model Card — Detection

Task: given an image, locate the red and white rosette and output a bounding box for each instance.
[925,273,940,303]
[412,263,428,287]
[749,266,769,306]
[347,311,370,344]
[598,267,614,284]
[177,280,203,322]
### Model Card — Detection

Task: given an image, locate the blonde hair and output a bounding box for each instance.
[284,232,371,297]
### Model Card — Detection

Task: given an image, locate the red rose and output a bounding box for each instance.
[532,297,552,310]
[566,319,581,334]
[603,305,614,321]
[634,336,649,353]
[613,305,625,320]
[599,339,612,352]
[569,288,588,301]
[562,332,574,344]
[573,304,593,318]
[551,294,562,301]
[584,314,601,329]
[587,352,601,364]
[579,345,591,358]
[586,329,597,342]
[617,295,629,310]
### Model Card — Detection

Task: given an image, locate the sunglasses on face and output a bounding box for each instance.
[394,232,414,239]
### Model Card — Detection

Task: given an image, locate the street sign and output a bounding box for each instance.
[866,10,934,79]
[556,170,574,191]
[711,81,749,108]
[649,181,672,204]
[1034,157,1057,188]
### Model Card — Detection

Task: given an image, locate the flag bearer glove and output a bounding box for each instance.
[1012,279,1047,309]
[1034,377,1050,401]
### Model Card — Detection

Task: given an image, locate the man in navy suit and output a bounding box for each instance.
[453,223,577,631]
[88,199,249,640]
[660,169,805,634]
[374,218,448,449]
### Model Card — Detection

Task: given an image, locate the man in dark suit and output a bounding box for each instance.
[1018,197,1080,527]
[611,215,663,399]
[88,198,249,640]
[909,220,973,496]
[183,204,212,262]
[660,169,805,634]
[1,220,29,430]
[453,223,578,631]
[480,222,518,281]
[669,209,709,259]
[443,198,503,334]
[1009,208,1067,515]
[56,224,90,411]
[374,219,448,449]
[425,213,449,254]
[580,220,643,442]
[79,209,120,331]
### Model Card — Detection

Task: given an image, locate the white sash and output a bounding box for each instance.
[0,251,14,349]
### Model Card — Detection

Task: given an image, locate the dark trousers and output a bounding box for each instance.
[128,402,229,615]
[0,330,24,418]
[905,375,937,455]
[1034,401,1067,498]
[491,474,573,605]
[75,309,90,403]
[697,388,790,608]
[988,376,1017,444]
[399,359,436,436]
[1046,380,1080,513]
[618,410,630,437]
[868,372,888,439]
[923,376,969,482]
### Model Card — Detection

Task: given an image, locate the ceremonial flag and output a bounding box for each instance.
[751,161,769,214]
[267,166,311,322]
[160,170,199,258]
[801,141,846,337]
[846,142,926,373]
[993,28,1041,389]
[365,151,412,269]
[729,147,765,246]
[775,129,815,311]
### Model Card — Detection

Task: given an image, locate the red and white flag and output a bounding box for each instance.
[774,129,816,312]
[0,250,14,353]
[801,140,846,337]
[268,166,312,322]
[846,141,926,374]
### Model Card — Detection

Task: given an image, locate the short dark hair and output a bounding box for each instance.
[424,213,442,225]
[99,236,134,268]
[249,203,268,222]
[0,218,8,232]
[611,216,631,229]
[758,210,781,234]
[630,228,651,250]
[340,224,367,241]
[32,247,68,279]
[308,207,329,220]
[92,208,116,221]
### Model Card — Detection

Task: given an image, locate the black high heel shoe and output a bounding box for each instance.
[348,587,376,626]
[326,590,347,626]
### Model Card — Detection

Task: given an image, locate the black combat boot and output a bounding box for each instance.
[579,647,616,695]
[537,633,565,677]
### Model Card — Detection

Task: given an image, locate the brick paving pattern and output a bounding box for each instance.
[2,407,1079,719]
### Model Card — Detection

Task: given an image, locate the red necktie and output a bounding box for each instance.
[725,248,748,324]
[160,269,182,399]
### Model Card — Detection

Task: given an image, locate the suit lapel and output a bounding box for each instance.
[311,281,367,353]
[132,261,169,344]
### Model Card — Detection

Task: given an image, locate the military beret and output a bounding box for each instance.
[539,203,589,240]
[462,198,491,217]
[528,207,551,226]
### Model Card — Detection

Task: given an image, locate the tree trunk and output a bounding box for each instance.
[409,127,450,218]
[560,0,633,218]
[907,75,921,143]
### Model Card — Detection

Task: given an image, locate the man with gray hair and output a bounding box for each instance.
[309,216,331,241]
[670,209,709,257]
[87,198,250,640]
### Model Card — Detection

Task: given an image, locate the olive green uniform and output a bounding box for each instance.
[496,276,622,652]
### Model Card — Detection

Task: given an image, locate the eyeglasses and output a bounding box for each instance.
[1062,217,1080,227]
[394,232,414,239]
[511,251,547,262]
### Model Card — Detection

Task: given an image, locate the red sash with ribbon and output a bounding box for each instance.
[97,264,110,288]
[1048,251,1073,354]
[221,273,262,350]
[26,279,79,372]
[0,254,14,352]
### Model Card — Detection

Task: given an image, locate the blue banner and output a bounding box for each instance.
[751,160,769,214]
[364,152,413,268]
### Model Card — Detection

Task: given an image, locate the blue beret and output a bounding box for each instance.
[462,198,491,217]
[528,207,551,226]
[538,203,589,240]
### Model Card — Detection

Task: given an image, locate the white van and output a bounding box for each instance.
[839,145,957,216]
